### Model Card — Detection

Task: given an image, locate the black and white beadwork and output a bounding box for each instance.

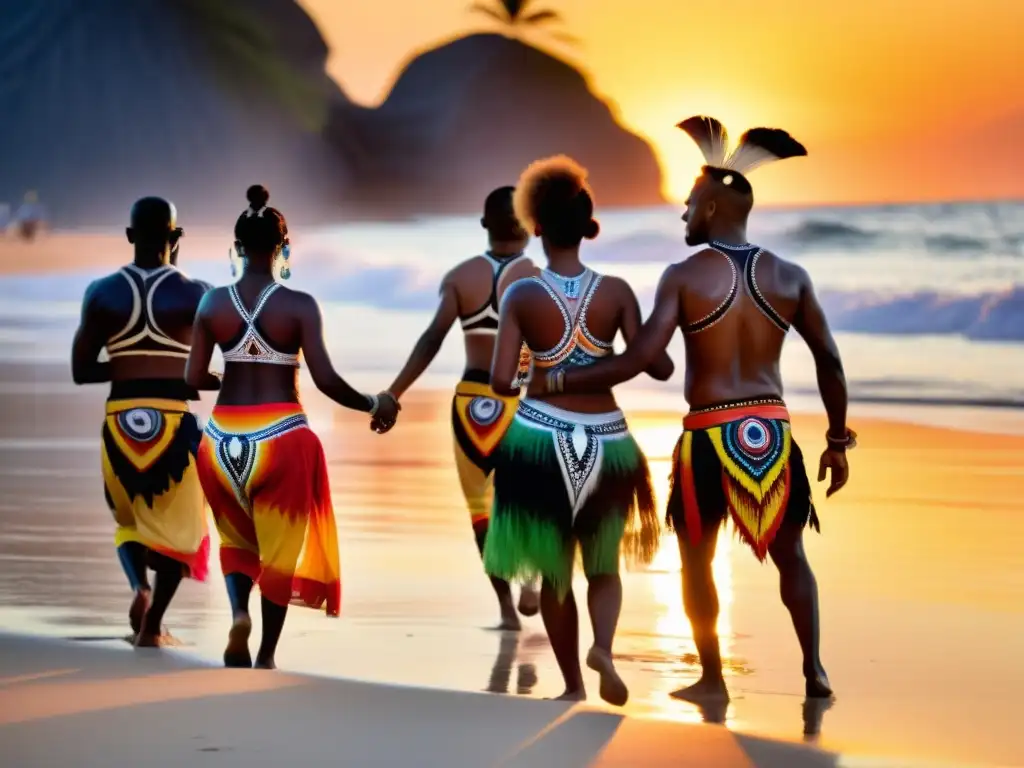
[117,408,163,441]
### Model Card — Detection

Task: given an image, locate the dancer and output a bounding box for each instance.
[186,185,399,669]
[387,186,539,630]
[541,117,855,701]
[71,197,217,646]
[15,191,45,241]
[484,157,673,705]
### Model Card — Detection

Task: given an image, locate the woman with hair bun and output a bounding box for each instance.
[186,185,399,669]
[484,157,674,704]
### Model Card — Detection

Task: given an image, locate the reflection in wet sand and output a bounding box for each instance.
[485,631,539,696]
[4,376,1024,765]
[632,419,738,728]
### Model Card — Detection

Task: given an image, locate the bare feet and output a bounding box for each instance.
[585,646,628,707]
[133,632,160,648]
[223,613,252,668]
[253,658,277,670]
[517,585,539,617]
[805,672,834,699]
[133,631,179,648]
[549,688,586,701]
[670,676,730,703]
[129,589,151,635]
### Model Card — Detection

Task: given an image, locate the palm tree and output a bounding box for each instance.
[469,0,579,46]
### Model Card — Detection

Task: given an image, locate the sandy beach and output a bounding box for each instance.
[0,632,857,767]
[0,361,1022,766]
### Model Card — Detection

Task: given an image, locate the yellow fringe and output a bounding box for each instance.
[724,479,789,546]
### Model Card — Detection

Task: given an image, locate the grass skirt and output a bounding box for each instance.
[483,399,659,598]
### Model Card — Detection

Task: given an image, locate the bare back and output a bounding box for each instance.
[200,280,303,405]
[91,265,207,381]
[502,269,634,413]
[452,253,535,373]
[675,242,805,408]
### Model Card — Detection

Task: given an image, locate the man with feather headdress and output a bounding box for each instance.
[533,117,855,702]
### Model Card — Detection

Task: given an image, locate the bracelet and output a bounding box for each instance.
[545,370,565,394]
[366,394,379,416]
[825,428,858,451]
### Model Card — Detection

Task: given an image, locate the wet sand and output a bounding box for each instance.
[0,633,848,767]
[0,363,1022,766]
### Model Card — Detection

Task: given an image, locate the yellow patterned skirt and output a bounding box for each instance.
[450,373,519,527]
[666,399,819,561]
[102,398,210,580]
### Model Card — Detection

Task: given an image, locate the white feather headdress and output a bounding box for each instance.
[676,116,807,191]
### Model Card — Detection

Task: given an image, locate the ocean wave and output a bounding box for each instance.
[923,233,992,253]
[820,286,1024,341]
[587,222,1021,262]
[781,219,879,247]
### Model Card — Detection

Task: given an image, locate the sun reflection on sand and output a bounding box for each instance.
[628,422,737,725]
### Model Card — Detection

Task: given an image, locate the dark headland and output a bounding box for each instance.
[0,0,664,227]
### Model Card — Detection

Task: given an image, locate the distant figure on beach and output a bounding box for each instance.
[71,197,218,646]
[15,191,46,241]
[386,186,540,630]
[543,117,855,702]
[485,156,673,704]
[185,185,399,669]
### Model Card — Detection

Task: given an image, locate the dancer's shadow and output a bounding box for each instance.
[485,631,538,695]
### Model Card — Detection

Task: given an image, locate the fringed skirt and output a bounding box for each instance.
[666,398,819,561]
[483,399,659,598]
[102,397,210,581]
[196,403,341,616]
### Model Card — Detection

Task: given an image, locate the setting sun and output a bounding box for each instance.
[301,0,1024,205]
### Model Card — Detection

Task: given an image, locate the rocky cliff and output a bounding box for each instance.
[2,6,666,227]
[0,0,351,227]
[328,34,666,217]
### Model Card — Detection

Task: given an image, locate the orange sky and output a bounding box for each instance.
[299,0,1024,205]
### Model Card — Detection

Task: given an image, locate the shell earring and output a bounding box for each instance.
[279,243,291,280]
[230,244,244,279]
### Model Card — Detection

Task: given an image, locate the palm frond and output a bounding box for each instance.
[547,30,582,47]
[180,0,328,131]
[469,2,509,23]
[503,0,529,20]
[519,10,561,25]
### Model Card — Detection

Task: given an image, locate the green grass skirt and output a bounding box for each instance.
[482,413,659,599]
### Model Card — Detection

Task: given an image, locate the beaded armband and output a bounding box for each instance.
[825,428,857,451]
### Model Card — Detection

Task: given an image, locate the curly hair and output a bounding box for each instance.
[234,184,288,254]
[513,155,599,248]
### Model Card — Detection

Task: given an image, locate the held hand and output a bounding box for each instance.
[817,448,849,498]
[370,392,400,434]
[526,369,565,398]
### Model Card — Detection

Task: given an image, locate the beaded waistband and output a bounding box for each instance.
[683,397,788,431]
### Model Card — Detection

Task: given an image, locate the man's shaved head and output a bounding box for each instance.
[481,186,528,242]
[130,197,176,234]
[127,197,181,258]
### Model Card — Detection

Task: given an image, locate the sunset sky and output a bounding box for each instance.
[299,0,1024,206]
